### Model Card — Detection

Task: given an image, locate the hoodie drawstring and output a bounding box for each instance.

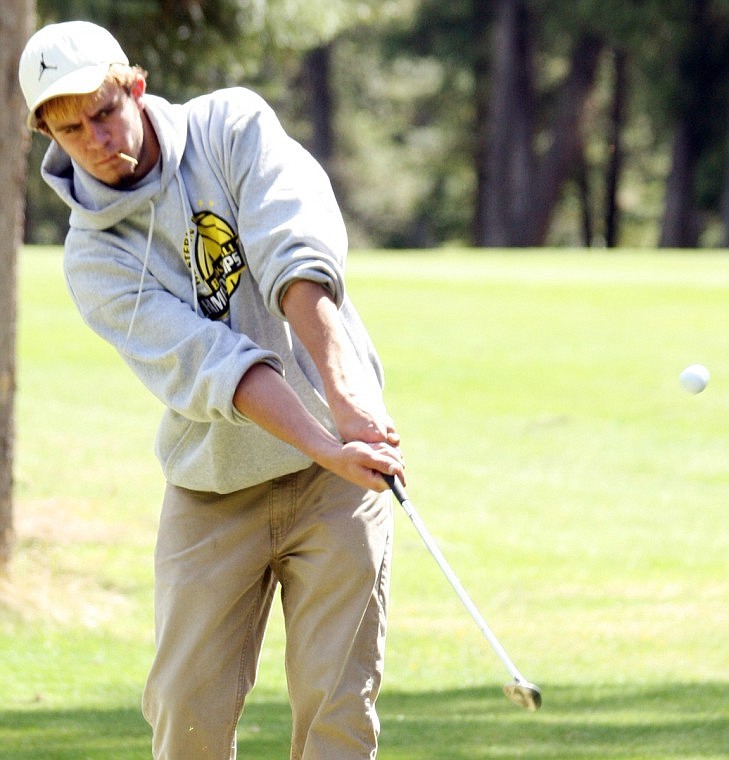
[123,174,199,352]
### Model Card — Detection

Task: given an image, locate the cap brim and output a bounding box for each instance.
[27,63,110,130]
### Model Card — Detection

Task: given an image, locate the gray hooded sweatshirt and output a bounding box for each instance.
[42,87,384,493]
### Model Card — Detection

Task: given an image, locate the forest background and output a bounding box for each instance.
[24,0,729,251]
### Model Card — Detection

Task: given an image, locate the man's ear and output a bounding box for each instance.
[36,122,53,139]
[130,76,147,104]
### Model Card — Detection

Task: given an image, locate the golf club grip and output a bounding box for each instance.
[382,472,407,504]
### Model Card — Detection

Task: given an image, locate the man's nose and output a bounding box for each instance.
[85,120,109,148]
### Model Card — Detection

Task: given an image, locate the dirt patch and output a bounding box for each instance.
[0,498,140,626]
[14,497,131,546]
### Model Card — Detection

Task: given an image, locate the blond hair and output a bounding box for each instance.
[36,63,147,134]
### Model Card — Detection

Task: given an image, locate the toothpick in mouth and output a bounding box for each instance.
[117,152,139,172]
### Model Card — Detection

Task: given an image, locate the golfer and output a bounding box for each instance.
[19,20,404,760]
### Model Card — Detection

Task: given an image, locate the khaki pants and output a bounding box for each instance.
[142,464,393,760]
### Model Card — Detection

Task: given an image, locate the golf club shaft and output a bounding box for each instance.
[383,474,528,684]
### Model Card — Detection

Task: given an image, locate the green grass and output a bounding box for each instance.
[2,247,729,758]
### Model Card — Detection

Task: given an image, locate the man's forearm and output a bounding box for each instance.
[232,363,341,464]
[231,362,403,491]
[280,280,359,406]
[280,280,394,445]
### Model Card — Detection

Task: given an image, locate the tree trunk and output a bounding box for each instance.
[659,119,701,247]
[478,0,534,246]
[524,34,604,246]
[303,44,335,170]
[720,127,729,246]
[658,0,710,248]
[0,0,34,574]
[471,0,492,245]
[575,153,593,247]
[604,48,627,249]
[476,0,602,247]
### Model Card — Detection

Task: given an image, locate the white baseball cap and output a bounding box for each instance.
[19,21,129,130]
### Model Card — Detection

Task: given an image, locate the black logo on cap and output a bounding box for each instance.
[38,53,57,80]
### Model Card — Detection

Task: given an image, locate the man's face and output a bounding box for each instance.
[43,79,146,187]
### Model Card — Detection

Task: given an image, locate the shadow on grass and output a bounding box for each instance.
[1,683,727,759]
[378,682,729,759]
[0,705,150,759]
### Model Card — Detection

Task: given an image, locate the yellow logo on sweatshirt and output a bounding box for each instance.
[187,211,246,320]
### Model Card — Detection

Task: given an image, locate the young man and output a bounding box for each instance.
[19,20,405,760]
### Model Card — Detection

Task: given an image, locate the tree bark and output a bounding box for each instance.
[658,0,710,248]
[478,0,534,246]
[525,34,603,246]
[720,127,729,247]
[575,153,593,247]
[659,120,701,248]
[303,44,335,171]
[471,0,492,246]
[605,48,627,248]
[0,0,34,574]
[475,0,602,247]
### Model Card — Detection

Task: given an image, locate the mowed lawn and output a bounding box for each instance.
[2,247,728,759]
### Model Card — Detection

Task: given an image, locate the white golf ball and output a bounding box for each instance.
[679,364,710,394]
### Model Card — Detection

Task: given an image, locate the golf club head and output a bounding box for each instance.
[503,679,542,711]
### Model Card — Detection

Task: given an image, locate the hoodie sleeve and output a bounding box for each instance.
[63,228,283,424]
[192,90,349,320]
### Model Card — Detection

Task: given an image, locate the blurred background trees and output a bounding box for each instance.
[23,0,729,249]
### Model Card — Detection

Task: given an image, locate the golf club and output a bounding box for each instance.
[383,473,542,712]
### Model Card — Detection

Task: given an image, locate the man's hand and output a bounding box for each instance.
[233,363,404,491]
[326,389,400,448]
[322,439,404,492]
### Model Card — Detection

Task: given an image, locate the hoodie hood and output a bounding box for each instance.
[41,94,188,231]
